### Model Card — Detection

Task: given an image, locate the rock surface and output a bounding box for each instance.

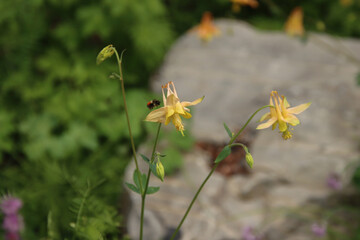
[125,19,360,240]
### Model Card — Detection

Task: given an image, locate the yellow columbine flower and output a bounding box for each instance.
[340,0,352,7]
[257,91,311,139]
[193,12,220,42]
[145,81,204,136]
[230,0,259,12]
[285,7,305,37]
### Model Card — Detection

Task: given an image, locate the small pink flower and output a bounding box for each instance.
[1,197,22,215]
[326,173,342,190]
[311,223,326,237]
[242,226,262,240]
[3,214,24,233]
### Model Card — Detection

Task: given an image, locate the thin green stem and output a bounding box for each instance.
[113,48,143,192]
[229,105,273,144]
[170,162,219,240]
[170,105,272,240]
[309,33,360,69]
[140,123,162,240]
[74,181,90,235]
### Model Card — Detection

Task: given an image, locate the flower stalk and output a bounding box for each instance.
[112,48,144,192]
[170,105,272,240]
[140,123,162,240]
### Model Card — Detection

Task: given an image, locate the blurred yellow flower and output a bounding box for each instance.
[230,0,258,12]
[193,12,220,42]
[145,81,204,136]
[340,0,352,6]
[285,7,305,37]
[257,91,311,139]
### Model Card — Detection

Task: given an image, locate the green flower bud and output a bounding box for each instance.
[96,45,115,65]
[156,161,165,182]
[245,152,254,168]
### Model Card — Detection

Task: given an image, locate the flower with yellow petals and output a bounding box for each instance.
[340,0,353,7]
[145,82,204,136]
[285,7,305,37]
[257,91,311,139]
[230,0,259,13]
[193,12,220,42]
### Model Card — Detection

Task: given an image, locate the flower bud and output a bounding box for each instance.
[156,161,165,182]
[245,152,254,168]
[96,45,115,65]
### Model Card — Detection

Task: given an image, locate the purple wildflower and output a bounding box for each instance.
[1,197,22,215]
[1,196,24,240]
[3,214,24,233]
[326,173,342,190]
[311,223,327,237]
[242,226,261,240]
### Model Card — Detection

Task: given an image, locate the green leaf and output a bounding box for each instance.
[356,72,360,86]
[215,145,231,163]
[150,163,160,180]
[133,169,142,191]
[141,173,147,188]
[125,182,140,194]
[146,186,160,195]
[223,123,233,138]
[140,154,163,181]
[140,154,150,163]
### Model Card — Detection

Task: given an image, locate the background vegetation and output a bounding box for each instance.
[0,0,359,239]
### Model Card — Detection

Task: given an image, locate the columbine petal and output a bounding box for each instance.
[287,102,311,114]
[283,97,291,108]
[278,120,287,132]
[166,107,175,119]
[167,94,179,107]
[284,114,300,126]
[182,112,192,119]
[259,112,271,122]
[285,7,305,37]
[145,108,166,122]
[181,96,204,108]
[256,117,277,129]
[175,102,186,115]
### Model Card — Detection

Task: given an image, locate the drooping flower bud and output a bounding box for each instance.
[156,161,165,182]
[96,45,115,65]
[245,152,254,168]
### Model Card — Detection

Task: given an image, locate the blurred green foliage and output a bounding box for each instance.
[1,0,360,238]
[165,0,360,37]
[0,0,173,238]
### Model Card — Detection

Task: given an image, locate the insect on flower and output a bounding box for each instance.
[147,99,161,110]
[145,81,204,136]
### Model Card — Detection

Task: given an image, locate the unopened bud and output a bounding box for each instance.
[96,45,115,65]
[156,161,165,182]
[245,152,254,168]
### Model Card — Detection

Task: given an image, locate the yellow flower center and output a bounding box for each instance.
[282,129,293,140]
